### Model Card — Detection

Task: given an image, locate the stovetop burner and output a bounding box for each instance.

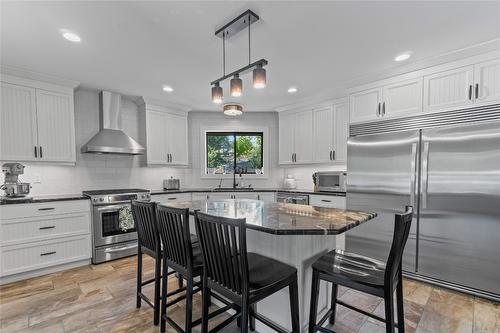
[82,188,149,196]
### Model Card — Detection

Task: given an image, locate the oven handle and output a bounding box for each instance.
[104,244,138,253]
[95,204,131,212]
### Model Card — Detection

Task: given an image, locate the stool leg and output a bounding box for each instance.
[396,276,405,333]
[185,276,194,333]
[289,277,300,333]
[178,273,183,288]
[384,288,396,333]
[153,257,162,326]
[329,283,338,325]
[160,259,169,333]
[136,249,142,308]
[249,304,256,331]
[308,269,320,333]
[201,278,210,333]
[240,302,249,333]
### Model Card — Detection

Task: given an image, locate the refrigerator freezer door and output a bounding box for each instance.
[419,122,500,295]
[346,130,419,271]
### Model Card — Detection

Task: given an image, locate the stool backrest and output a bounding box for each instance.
[131,200,159,255]
[156,205,194,270]
[385,205,414,284]
[194,211,248,295]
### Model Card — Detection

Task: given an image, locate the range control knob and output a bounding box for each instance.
[99,197,104,202]
[93,198,98,202]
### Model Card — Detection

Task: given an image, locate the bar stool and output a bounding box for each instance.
[156,205,228,333]
[308,206,413,333]
[131,200,179,326]
[194,211,300,333]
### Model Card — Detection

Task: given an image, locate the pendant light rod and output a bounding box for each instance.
[223,31,226,76]
[211,59,268,85]
[248,12,251,65]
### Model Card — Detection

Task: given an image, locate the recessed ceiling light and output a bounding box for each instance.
[60,29,81,43]
[162,85,174,92]
[394,52,412,62]
[288,87,298,94]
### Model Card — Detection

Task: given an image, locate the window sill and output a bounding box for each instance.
[200,173,269,180]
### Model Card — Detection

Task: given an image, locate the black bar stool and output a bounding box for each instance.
[308,206,413,333]
[131,200,178,326]
[194,211,300,333]
[156,205,229,333]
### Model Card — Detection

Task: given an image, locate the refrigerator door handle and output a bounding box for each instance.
[422,142,430,208]
[410,143,417,207]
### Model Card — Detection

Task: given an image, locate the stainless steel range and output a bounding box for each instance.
[83,189,151,264]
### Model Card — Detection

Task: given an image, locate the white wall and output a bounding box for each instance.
[1,88,187,195]
[186,111,283,188]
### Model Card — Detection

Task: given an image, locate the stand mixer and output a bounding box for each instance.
[1,163,32,200]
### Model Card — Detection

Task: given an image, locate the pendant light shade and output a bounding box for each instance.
[223,103,243,116]
[230,74,242,97]
[253,64,266,89]
[211,83,223,104]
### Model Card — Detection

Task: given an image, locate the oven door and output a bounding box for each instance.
[93,203,138,247]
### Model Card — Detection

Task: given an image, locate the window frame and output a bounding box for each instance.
[201,127,269,179]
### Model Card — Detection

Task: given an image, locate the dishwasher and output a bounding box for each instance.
[276,192,309,205]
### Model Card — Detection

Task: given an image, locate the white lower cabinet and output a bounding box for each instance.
[152,193,192,204]
[309,195,346,209]
[0,200,91,281]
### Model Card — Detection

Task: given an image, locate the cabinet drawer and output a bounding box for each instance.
[1,212,90,245]
[0,200,90,220]
[152,193,191,204]
[309,195,346,209]
[1,235,91,276]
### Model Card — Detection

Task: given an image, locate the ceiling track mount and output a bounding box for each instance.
[215,10,259,39]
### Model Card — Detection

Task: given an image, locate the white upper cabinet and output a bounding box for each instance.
[382,78,423,118]
[35,90,75,162]
[0,83,38,161]
[144,106,188,166]
[474,58,500,104]
[278,112,295,164]
[0,78,76,163]
[294,110,313,163]
[332,102,349,163]
[423,65,474,112]
[349,88,382,123]
[312,106,334,163]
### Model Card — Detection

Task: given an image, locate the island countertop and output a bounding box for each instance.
[163,199,376,235]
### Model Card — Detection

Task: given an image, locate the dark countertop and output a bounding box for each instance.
[0,194,89,205]
[166,199,375,235]
[151,188,346,197]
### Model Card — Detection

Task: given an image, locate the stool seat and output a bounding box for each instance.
[312,249,386,296]
[248,253,297,298]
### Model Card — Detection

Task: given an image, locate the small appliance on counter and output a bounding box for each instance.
[312,171,347,192]
[1,163,32,201]
[163,176,180,190]
[282,174,297,189]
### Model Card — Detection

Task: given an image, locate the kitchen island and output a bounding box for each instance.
[164,199,376,333]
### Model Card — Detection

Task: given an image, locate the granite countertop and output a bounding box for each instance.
[151,188,346,196]
[166,199,375,235]
[0,194,88,205]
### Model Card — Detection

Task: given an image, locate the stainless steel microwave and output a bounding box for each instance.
[313,171,347,192]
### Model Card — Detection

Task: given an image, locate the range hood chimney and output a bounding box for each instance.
[81,91,145,155]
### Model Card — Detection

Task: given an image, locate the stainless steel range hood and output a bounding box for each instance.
[81,91,145,155]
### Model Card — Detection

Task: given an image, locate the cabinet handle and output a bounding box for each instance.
[468,85,473,100]
[475,83,479,99]
[40,251,56,256]
[332,150,336,160]
[39,146,43,158]
[321,199,332,203]
[39,226,56,230]
[167,197,176,200]
[329,150,332,160]
[382,102,386,116]
[38,207,55,211]
[34,146,38,158]
[377,103,381,116]
[257,195,260,200]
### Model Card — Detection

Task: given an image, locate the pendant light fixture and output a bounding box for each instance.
[211,10,268,105]
[223,103,243,116]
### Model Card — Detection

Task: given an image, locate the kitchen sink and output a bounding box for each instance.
[213,187,254,191]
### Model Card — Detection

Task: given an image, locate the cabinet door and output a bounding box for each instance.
[0,83,38,161]
[35,90,76,162]
[349,88,382,123]
[474,58,500,104]
[423,65,474,112]
[278,113,295,164]
[146,111,169,165]
[294,110,313,163]
[167,113,188,166]
[312,106,334,163]
[382,78,423,118]
[333,102,349,163]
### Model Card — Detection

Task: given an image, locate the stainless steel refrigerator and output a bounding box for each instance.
[345,105,500,301]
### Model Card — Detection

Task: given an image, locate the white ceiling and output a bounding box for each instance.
[1,1,500,111]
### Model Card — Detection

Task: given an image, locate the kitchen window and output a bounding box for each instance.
[206,132,263,175]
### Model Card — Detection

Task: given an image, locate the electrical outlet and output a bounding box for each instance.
[32,173,41,184]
